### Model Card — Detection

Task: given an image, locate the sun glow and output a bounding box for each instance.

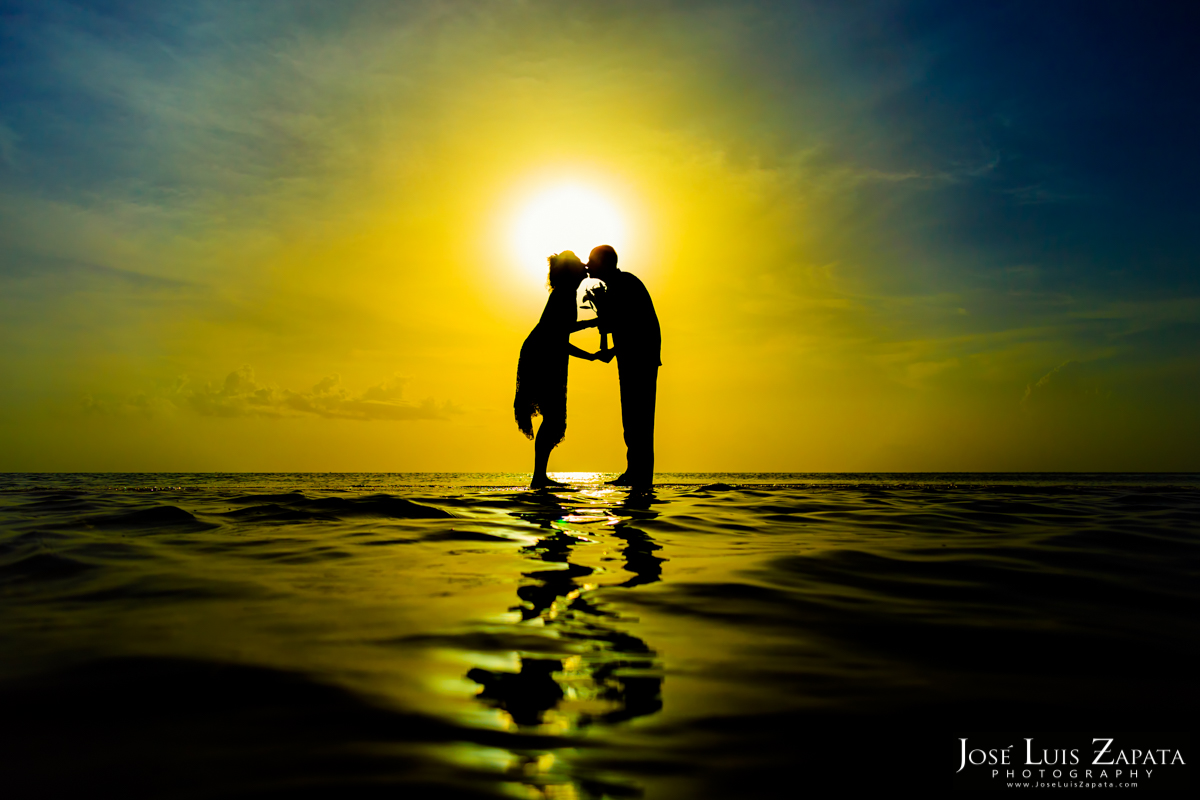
[511,184,627,273]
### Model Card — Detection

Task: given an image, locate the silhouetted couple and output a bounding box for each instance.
[514,245,661,491]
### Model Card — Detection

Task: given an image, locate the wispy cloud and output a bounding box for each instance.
[1021,360,1109,413]
[84,367,459,422]
[0,251,191,288]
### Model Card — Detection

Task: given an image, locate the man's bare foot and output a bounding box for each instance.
[530,476,568,489]
[604,473,631,486]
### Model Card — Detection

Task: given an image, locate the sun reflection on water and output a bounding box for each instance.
[453,485,667,796]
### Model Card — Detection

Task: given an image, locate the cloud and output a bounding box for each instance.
[81,389,180,419]
[188,367,457,421]
[0,251,191,289]
[1003,183,1086,206]
[86,366,458,421]
[1021,360,1109,413]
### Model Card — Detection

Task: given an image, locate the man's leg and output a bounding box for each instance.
[636,365,658,484]
[610,368,635,484]
[619,364,658,487]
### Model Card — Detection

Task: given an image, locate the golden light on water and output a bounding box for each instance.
[510,184,627,272]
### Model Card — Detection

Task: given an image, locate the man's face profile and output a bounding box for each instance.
[587,247,613,282]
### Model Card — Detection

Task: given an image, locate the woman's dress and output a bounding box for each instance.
[514,287,577,443]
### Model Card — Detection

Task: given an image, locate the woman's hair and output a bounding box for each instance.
[546,250,585,290]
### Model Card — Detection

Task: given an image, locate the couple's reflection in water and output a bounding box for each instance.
[466,489,664,790]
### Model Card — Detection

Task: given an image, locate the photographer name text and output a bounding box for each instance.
[957,738,1186,780]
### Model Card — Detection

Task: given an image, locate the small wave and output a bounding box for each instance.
[230,492,308,503]
[423,529,515,543]
[0,551,96,583]
[304,494,454,519]
[83,505,210,529]
[221,493,454,520]
[220,503,341,523]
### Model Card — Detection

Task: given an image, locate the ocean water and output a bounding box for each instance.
[2,473,1197,797]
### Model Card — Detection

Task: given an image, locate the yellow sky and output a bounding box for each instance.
[1,3,1196,471]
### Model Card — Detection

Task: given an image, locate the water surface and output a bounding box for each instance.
[3,473,1197,796]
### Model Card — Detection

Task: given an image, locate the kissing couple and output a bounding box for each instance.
[514,245,661,491]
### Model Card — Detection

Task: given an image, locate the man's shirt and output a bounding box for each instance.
[607,271,661,367]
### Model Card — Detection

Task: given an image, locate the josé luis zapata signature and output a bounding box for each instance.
[958,737,1186,777]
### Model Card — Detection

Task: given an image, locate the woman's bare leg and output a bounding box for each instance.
[531,416,567,488]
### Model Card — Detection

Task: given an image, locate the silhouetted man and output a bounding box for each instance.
[586,245,661,489]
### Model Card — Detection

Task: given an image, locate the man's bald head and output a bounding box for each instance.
[587,245,618,281]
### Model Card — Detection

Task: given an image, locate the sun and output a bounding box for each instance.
[511,184,627,274]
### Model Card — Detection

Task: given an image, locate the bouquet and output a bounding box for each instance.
[581,283,609,351]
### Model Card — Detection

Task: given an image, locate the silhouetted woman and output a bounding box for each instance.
[514,251,600,488]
